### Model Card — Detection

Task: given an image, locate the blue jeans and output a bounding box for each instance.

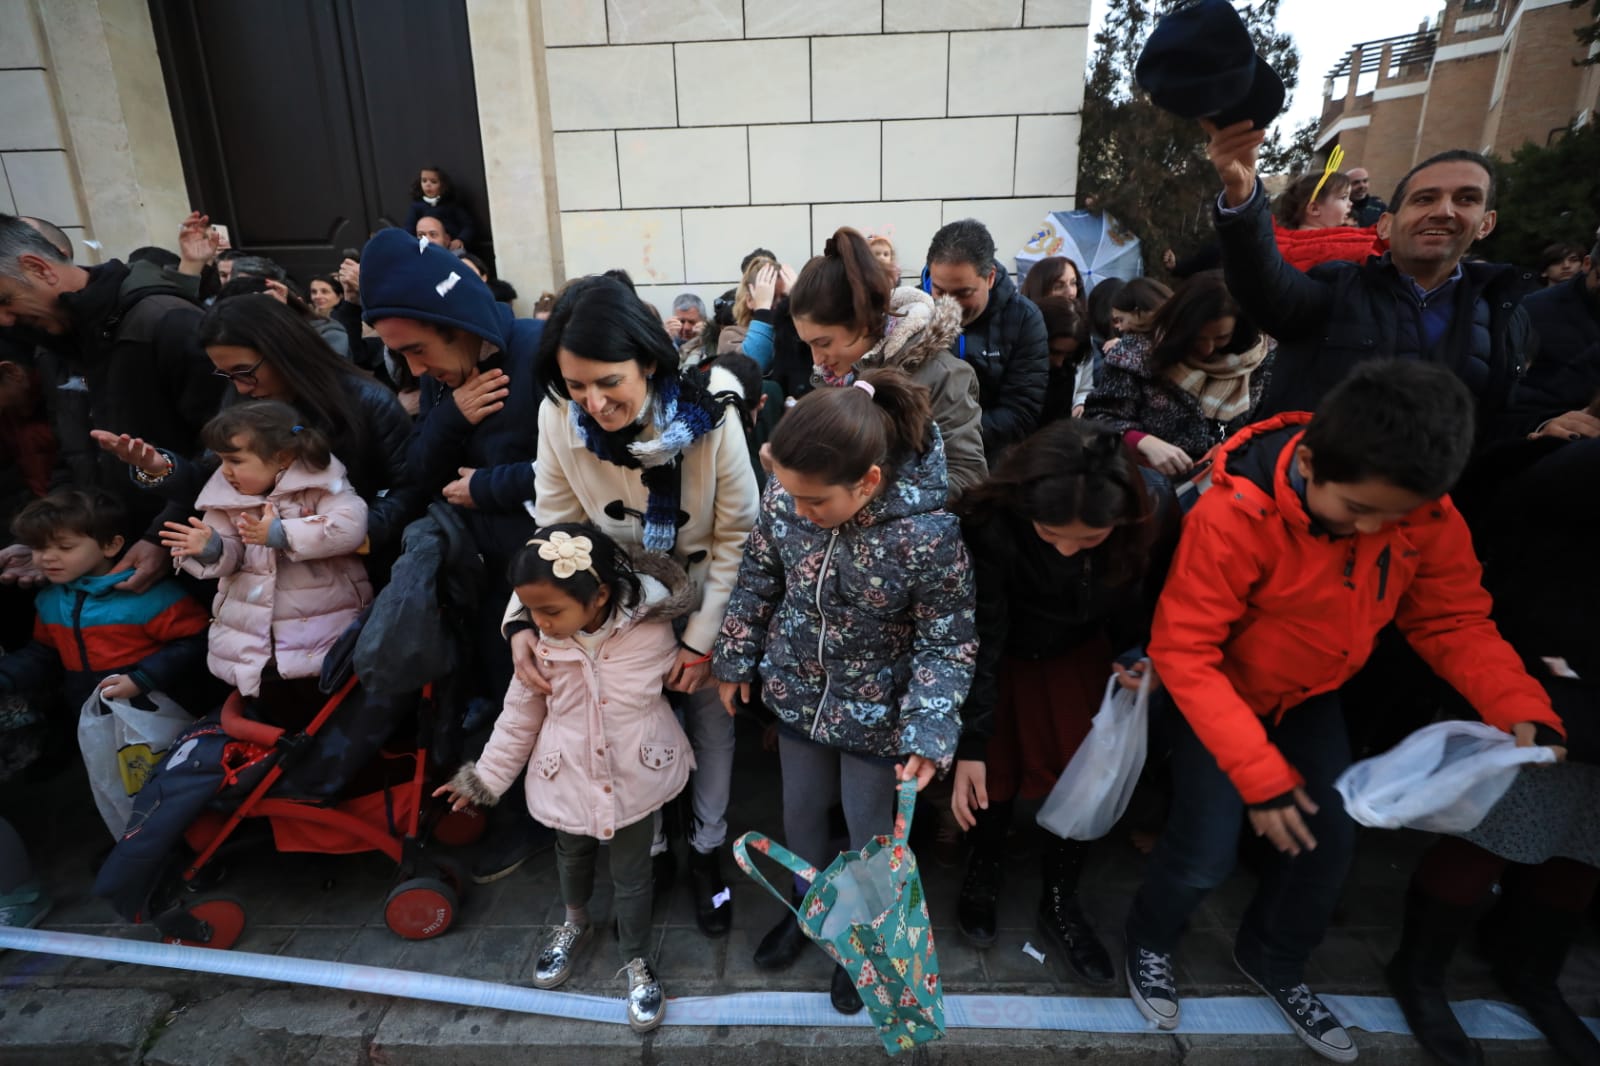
[1126,691,1355,986]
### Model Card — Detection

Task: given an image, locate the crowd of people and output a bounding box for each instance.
[0,121,1597,1062]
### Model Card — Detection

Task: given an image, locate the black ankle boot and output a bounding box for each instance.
[753,890,809,970]
[957,801,1011,949]
[688,847,732,938]
[1488,907,1600,1065]
[830,962,863,1014]
[957,851,1002,948]
[1038,837,1113,985]
[1385,888,1483,1066]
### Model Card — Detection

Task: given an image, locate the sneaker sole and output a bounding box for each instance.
[628,1000,665,1033]
[1233,952,1359,1064]
[1126,962,1181,1030]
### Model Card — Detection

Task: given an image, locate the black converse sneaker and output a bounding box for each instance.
[1126,941,1181,1030]
[1234,951,1358,1063]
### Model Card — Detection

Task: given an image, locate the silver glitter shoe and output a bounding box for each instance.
[532,922,591,989]
[619,956,666,1032]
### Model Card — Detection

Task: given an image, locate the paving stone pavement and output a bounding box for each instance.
[1,717,1592,1063]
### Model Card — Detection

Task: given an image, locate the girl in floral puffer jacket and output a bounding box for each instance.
[713,368,977,1014]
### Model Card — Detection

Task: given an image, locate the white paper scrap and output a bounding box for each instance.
[1022,942,1046,964]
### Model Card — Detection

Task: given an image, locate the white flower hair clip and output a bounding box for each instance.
[533,531,598,581]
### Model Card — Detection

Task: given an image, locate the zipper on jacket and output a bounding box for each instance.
[1375,545,1391,602]
[71,589,92,671]
[1341,544,1356,591]
[810,529,840,741]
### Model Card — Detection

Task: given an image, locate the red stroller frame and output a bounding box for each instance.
[161,676,486,950]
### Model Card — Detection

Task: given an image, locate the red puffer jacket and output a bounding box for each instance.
[1148,413,1563,804]
[1272,220,1387,272]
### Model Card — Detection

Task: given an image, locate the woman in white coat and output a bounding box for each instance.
[506,275,760,937]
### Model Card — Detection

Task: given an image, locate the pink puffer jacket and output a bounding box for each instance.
[182,457,372,697]
[448,553,697,840]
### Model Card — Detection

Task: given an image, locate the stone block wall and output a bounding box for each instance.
[0,0,87,254]
[539,0,1088,315]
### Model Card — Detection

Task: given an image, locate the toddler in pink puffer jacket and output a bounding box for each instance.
[161,401,371,698]
[435,523,694,1033]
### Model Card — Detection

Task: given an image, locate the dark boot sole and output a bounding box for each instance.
[1036,913,1115,987]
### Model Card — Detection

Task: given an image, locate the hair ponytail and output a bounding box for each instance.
[201,400,333,471]
[768,368,931,486]
[788,226,892,337]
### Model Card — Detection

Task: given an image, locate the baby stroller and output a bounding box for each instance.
[93,505,489,949]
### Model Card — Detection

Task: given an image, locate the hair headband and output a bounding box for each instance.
[1310,144,1345,205]
[528,531,600,582]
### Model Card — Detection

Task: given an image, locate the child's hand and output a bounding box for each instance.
[431,782,474,813]
[951,759,988,832]
[1512,721,1567,762]
[719,680,750,718]
[1248,787,1319,856]
[1112,659,1161,693]
[160,517,214,558]
[99,674,140,700]
[236,503,277,546]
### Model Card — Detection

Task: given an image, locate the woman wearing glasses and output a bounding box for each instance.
[92,295,422,563]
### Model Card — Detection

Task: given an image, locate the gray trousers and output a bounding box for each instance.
[556,815,657,963]
[654,687,735,856]
[778,731,897,896]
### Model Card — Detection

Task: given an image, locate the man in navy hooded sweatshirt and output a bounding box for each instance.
[361,230,548,880]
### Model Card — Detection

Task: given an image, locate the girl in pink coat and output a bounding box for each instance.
[436,524,694,1033]
[161,401,371,698]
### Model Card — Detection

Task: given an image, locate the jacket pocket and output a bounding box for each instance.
[639,743,678,771]
[535,751,562,780]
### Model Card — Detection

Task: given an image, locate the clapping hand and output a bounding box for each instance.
[178,211,220,271]
[91,431,171,477]
[236,503,277,547]
[160,517,215,559]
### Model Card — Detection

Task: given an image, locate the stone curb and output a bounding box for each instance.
[0,984,1575,1065]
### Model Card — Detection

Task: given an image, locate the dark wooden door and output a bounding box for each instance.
[149,0,491,285]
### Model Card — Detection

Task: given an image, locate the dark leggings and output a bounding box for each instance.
[1414,835,1600,913]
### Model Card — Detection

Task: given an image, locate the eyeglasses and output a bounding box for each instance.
[212,357,265,385]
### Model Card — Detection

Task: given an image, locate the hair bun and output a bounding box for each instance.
[823,235,840,259]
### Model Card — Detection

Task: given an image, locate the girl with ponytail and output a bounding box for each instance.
[950,420,1178,982]
[787,226,987,500]
[712,368,977,1014]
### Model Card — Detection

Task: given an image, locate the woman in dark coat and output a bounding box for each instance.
[1084,272,1274,478]
[952,420,1178,983]
[1387,437,1600,1066]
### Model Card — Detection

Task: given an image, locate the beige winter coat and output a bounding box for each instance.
[451,554,697,839]
[507,366,760,654]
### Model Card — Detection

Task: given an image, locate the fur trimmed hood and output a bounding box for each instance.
[627,549,697,625]
[859,287,965,376]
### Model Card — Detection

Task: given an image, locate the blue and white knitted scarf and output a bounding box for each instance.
[569,372,719,552]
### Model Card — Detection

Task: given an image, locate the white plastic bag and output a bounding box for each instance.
[1036,670,1151,841]
[1334,720,1558,834]
[77,688,194,837]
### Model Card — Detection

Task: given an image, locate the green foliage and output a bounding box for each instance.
[1077,0,1308,273]
[1479,121,1600,266]
[1574,0,1599,64]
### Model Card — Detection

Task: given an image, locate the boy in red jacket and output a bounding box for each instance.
[1123,361,1566,1063]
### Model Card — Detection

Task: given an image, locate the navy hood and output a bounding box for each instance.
[359,228,506,350]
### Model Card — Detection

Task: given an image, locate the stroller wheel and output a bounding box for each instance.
[431,855,470,900]
[161,897,247,950]
[385,878,457,940]
[433,805,488,848]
